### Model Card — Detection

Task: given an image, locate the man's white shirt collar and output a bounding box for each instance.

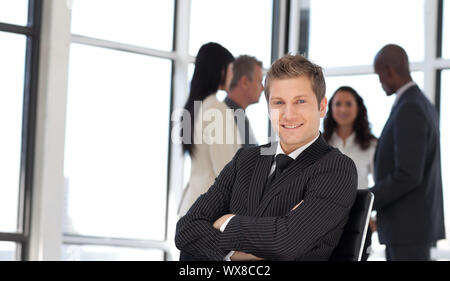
[393,80,416,107]
[275,133,320,160]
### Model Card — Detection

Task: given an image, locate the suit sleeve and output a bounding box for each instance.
[175,148,243,260]
[217,155,357,260]
[370,103,428,210]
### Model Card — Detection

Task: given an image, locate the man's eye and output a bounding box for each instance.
[296,100,306,104]
[274,101,283,105]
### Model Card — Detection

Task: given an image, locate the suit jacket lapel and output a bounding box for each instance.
[247,143,276,216]
[255,135,331,216]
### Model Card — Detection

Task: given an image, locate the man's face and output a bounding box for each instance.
[269,76,327,154]
[374,62,395,96]
[247,65,264,104]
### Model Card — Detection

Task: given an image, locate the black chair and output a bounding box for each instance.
[329,190,374,261]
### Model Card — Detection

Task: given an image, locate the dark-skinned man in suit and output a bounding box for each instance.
[371,44,445,261]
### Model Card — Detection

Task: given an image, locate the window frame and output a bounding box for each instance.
[434,0,450,258]
[63,0,177,260]
[0,0,42,261]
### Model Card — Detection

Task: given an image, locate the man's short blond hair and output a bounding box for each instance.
[264,54,326,107]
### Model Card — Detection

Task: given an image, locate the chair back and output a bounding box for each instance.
[329,190,374,261]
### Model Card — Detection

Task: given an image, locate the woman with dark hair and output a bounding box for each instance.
[178,42,235,216]
[323,86,377,261]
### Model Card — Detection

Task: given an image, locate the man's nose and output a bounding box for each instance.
[282,104,297,120]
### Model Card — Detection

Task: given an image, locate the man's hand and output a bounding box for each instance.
[230,251,263,261]
[213,214,235,230]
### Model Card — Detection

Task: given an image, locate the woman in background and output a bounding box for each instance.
[178,42,235,216]
[323,86,377,261]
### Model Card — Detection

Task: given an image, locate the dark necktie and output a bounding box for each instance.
[263,154,294,195]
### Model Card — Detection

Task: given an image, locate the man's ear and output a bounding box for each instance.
[241,76,250,88]
[385,64,396,78]
[319,97,327,118]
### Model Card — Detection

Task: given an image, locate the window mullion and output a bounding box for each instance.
[424,0,439,104]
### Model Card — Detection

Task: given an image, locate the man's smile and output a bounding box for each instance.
[281,123,304,129]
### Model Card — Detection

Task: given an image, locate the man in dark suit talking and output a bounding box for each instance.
[371,44,445,261]
[175,54,358,261]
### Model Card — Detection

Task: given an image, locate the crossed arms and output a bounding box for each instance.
[175,149,357,261]
[212,202,303,260]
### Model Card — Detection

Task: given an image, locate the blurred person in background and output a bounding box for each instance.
[178,42,235,217]
[178,51,266,218]
[371,44,445,261]
[225,55,264,148]
[323,86,377,261]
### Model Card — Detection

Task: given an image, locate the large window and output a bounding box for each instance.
[0,31,26,234]
[443,0,450,58]
[189,0,273,68]
[309,0,424,68]
[71,0,174,51]
[6,0,446,261]
[0,0,28,26]
[307,0,426,140]
[189,0,273,145]
[63,0,275,261]
[63,0,174,260]
[65,44,171,240]
[0,0,41,260]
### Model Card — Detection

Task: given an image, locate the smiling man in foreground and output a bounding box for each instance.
[175,54,358,261]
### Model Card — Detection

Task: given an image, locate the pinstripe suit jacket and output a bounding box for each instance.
[175,135,357,261]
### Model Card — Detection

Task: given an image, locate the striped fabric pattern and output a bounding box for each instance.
[175,135,357,261]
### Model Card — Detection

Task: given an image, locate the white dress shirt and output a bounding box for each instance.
[269,133,320,175]
[328,132,376,189]
[393,81,416,107]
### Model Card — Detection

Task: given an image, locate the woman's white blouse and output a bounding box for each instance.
[328,132,377,190]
